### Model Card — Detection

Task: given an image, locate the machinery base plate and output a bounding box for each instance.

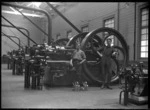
[128,94,148,105]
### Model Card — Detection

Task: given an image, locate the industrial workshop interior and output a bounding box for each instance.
[1,2,149,109]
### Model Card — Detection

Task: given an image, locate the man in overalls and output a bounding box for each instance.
[100,38,115,89]
[72,44,86,88]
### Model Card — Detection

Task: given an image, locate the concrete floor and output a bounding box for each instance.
[1,64,148,109]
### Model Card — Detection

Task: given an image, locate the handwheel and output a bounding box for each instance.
[81,27,129,83]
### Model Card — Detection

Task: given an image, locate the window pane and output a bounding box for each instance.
[141,29,147,34]
[82,26,88,32]
[146,40,148,45]
[141,52,148,58]
[145,52,148,57]
[146,47,148,51]
[110,24,113,28]
[141,52,146,57]
[104,18,115,45]
[107,20,110,24]
[141,34,147,40]
[142,9,148,15]
[141,46,147,51]
[140,7,149,58]
[142,15,148,20]
[111,19,114,23]
[141,40,147,46]
[104,18,114,28]
[142,20,148,27]
[112,23,114,28]
[105,22,108,25]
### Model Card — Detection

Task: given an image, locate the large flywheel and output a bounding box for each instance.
[54,38,69,46]
[66,32,105,84]
[80,27,129,84]
[66,32,93,83]
[66,32,89,48]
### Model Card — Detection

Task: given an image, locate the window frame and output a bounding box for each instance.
[103,16,115,46]
[137,4,149,60]
[81,24,89,32]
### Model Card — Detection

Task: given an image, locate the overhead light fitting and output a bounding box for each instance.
[31,2,41,8]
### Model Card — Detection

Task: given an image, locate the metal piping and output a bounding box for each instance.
[2,15,37,45]
[117,2,120,46]
[2,32,22,49]
[46,2,81,33]
[133,2,136,61]
[14,8,49,37]
[2,2,52,45]
[2,24,30,46]
[117,3,120,31]
[4,34,21,49]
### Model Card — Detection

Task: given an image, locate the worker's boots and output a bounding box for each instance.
[72,81,88,91]
[72,81,80,91]
[80,81,88,91]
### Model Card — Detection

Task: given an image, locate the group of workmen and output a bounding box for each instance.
[6,38,115,90]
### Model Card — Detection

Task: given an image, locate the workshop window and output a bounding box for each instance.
[67,30,72,39]
[140,7,149,58]
[81,25,89,32]
[56,34,61,40]
[104,18,115,46]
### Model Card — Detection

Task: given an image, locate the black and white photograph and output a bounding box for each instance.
[1,2,149,109]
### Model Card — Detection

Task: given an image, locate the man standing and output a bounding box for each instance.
[72,44,86,88]
[100,38,115,89]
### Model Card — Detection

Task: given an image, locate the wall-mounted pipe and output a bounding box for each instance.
[2,24,30,46]
[46,2,81,33]
[2,15,37,45]
[2,2,52,45]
